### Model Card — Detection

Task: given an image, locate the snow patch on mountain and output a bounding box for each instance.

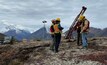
[0,21,35,33]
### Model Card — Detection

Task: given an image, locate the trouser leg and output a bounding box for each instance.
[82,33,88,47]
[77,32,80,46]
[55,33,61,52]
[50,35,55,50]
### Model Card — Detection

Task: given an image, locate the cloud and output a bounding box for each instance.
[0,0,107,31]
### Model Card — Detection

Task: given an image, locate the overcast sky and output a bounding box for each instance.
[0,0,107,31]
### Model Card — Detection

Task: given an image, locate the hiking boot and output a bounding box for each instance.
[84,46,88,50]
[54,50,59,53]
[78,46,82,49]
[81,46,88,49]
[50,49,54,52]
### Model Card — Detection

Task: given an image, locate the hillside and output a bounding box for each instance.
[4,30,31,41]
[65,27,107,38]
[30,27,51,40]
[0,37,107,65]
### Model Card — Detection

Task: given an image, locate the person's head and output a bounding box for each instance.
[56,18,60,23]
[78,15,85,22]
[51,19,56,24]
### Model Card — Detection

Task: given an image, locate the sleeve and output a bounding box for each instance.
[58,24,64,30]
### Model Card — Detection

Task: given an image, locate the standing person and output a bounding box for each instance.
[54,18,63,53]
[50,19,56,51]
[78,15,90,49]
[74,21,82,46]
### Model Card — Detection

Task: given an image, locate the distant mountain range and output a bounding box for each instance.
[32,27,107,40]
[88,27,107,37]
[0,21,51,41]
[1,26,107,41]
[66,27,107,38]
[4,29,31,41]
[0,21,107,41]
[0,22,32,41]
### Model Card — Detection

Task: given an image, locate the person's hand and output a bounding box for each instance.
[80,30,83,33]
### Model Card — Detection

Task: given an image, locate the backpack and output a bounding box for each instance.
[50,25,54,33]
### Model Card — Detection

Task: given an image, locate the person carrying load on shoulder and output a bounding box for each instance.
[53,18,64,53]
[49,19,56,51]
[78,15,90,49]
[74,20,82,46]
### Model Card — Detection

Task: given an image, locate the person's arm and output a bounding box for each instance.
[58,24,63,30]
[74,22,80,30]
